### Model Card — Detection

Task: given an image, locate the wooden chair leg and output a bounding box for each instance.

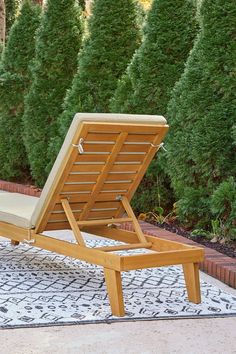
[183,263,201,304]
[11,240,20,246]
[104,268,125,317]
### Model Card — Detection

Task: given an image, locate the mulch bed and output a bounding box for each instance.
[147,220,236,259]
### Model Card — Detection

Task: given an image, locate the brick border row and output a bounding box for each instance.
[0,180,235,289]
[0,180,41,197]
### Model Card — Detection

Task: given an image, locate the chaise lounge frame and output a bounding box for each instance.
[0,114,204,317]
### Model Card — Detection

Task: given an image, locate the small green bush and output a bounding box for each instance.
[0,0,41,180]
[210,177,236,240]
[23,0,83,187]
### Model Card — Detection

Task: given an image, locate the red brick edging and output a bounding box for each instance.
[0,180,236,289]
[0,180,41,197]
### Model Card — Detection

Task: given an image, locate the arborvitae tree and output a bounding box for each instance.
[166,0,236,227]
[23,0,83,187]
[57,0,140,142]
[110,0,197,212]
[111,0,197,115]
[0,0,41,180]
[5,0,21,36]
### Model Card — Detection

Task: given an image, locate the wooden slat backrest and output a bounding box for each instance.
[35,122,168,232]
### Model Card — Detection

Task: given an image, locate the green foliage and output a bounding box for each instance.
[110,0,197,213]
[166,0,236,229]
[131,175,162,214]
[5,0,21,37]
[233,125,236,145]
[175,187,210,227]
[210,177,236,240]
[77,0,85,11]
[58,0,140,142]
[0,1,41,180]
[23,0,83,187]
[111,0,197,115]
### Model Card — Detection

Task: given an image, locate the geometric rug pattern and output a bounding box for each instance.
[0,240,236,329]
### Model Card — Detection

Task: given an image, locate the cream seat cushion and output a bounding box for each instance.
[0,192,39,228]
[0,113,167,229]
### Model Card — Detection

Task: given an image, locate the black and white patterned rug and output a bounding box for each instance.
[0,239,236,329]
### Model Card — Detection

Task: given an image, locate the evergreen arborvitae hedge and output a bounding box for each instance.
[110,0,197,115]
[58,0,140,141]
[5,0,21,36]
[166,0,236,227]
[110,0,197,212]
[0,0,41,180]
[23,0,83,187]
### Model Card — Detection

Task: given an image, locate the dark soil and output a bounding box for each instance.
[147,220,236,259]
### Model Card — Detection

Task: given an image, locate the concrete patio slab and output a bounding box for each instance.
[1,317,236,354]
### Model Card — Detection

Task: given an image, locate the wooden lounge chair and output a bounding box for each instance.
[0,113,204,316]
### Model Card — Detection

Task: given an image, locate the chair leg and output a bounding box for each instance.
[11,240,19,246]
[182,263,201,304]
[104,268,125,317]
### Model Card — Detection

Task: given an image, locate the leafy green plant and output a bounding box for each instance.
[138,204,176,225]
[210,177,236,241]
[175,187,210,228]
[190,228,211,239]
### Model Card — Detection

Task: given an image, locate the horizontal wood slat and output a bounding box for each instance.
[126,134,156,143]
[62,183,95,193]
[66,174,99,183]
[110,164,141,173]
[86,123,164,134]
[75,154,109,163]
[71,164,105,173]
[101,183,131,191]
[107,173,137,181]
[85,133,118,142]
[83,144,114,153]
[120,144,150,153]
[115,154,145,163]
[56,192,125,203]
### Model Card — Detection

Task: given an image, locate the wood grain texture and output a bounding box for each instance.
[104,268,125,317]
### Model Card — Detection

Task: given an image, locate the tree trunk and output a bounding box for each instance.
[85,0,92,15]
[0,0,5,44]
[33,0,43,5]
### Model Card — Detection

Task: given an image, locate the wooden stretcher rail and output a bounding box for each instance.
[120,249,204,271]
